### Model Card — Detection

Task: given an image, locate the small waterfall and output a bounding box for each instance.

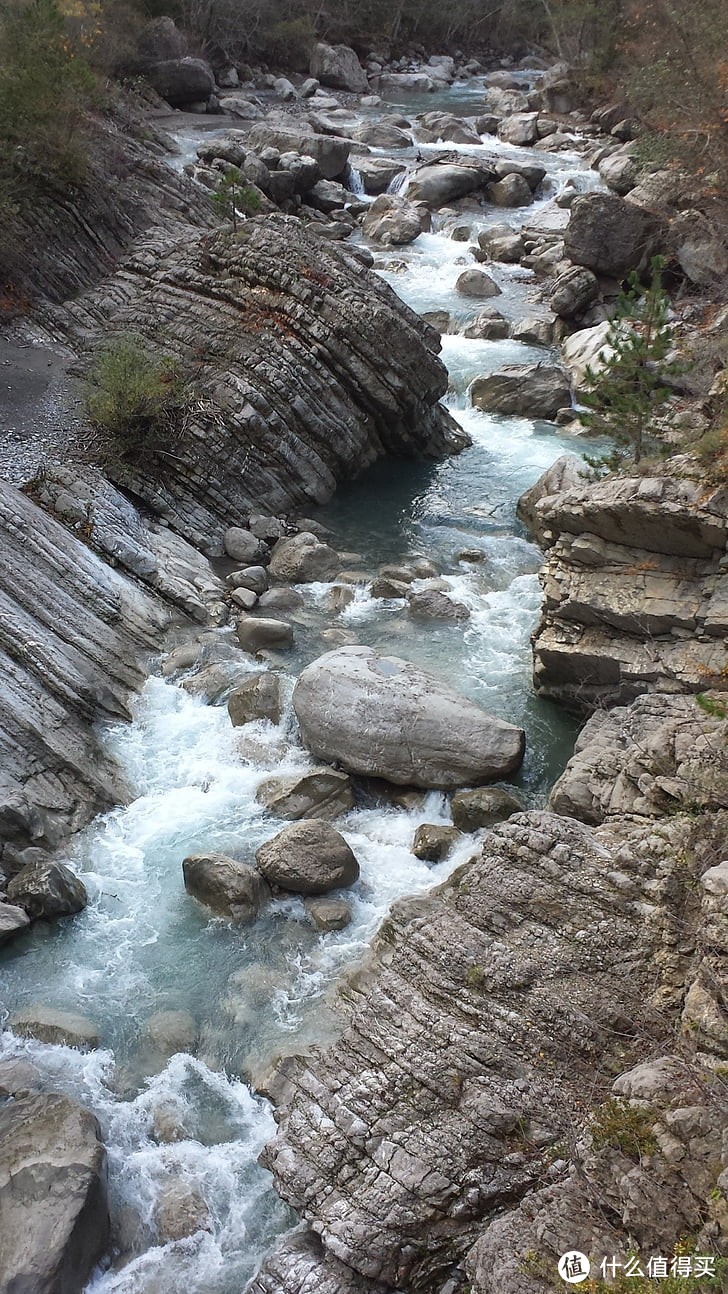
[345,164,365,196]
[387,169,408,196]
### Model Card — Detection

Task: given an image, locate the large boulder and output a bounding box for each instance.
[352,156,407,195]
[355,122,412,149]
[7,859,87,920]
[406,163,494,208]
[182,852,270,922]
[362,195,424,246]
[134,16,187,62]
[470,364,571,420]
[256,819,359,895]
[256,767,354,820]
[144,57,214,108]
[247,124,350,181]
[0,1093,109,1294]
[227,672,282,726]
[561,320,617,388]
[236,617,294,652]
[310,42,368,94]
[497,112,539,146]
[455,269,502,299]
[564,193,663,278]
[292,646,525,788]
[487,174,533,207]
[269,532,341,582]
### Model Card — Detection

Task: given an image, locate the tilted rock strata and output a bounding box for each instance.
[65,216,465,551]
[0,476,224,863]
[526,472,728,709]
[257,808,686,1287]
[251,694,728,1293]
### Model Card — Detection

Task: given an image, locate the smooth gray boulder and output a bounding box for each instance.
[256,819,359,895]
[236,617,294,653]
[471,364,571,419]
[247,124,350,180]
[10,1006,100,1049]
[269,532,341,583]
[7,860,87,920]
[0,1092,109,1294]
[310,42,368,94]
[223,527,268,564]
[406,163,493,208]
[292,646,525,788]
[455,269,502,299]
[227,672,282,726]
[144,56,213,108]
[407,589,470,621]
[182,852,270,922]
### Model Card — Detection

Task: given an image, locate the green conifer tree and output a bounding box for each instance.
[578,255,681,469]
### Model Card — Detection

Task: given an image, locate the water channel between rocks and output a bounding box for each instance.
[0,81,604,1293]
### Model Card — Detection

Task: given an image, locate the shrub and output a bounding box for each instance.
[85,333,193,470]
[590,1097,657,1159]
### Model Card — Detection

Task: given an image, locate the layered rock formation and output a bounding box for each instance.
[0,470,225,865]
[520,463,728,709]
[64,217,464,552]
[249,691,728,1293]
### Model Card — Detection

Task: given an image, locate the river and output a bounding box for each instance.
[0,75,602,1293]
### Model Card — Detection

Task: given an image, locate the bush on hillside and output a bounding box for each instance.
[85,333,194,471]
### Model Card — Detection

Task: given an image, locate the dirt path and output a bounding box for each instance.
[0,334,88,486]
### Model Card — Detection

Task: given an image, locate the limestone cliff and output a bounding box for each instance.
[520,462,728,710]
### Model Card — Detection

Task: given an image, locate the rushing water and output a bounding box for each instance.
[0,78,601,1292]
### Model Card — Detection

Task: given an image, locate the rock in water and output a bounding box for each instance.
[268,533,341,583]
[227,672,283,726]
[470,364,571,419]
[183,853,270,922]
[75,218,464,550]
[9,1005,100,1049]
[0,1092,109,1294]
[0,902,30,946]
[7,860,87,920]
[292,646,525,787]
[256,820,359,895]
[256,768,354,820]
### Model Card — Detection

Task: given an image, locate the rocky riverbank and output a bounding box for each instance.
[1,34,727,1294]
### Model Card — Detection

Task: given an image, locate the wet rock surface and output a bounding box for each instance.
[0,1092,110,1294]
